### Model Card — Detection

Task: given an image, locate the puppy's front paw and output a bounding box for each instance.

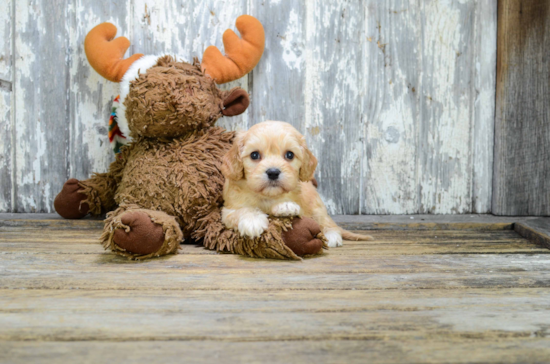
[238,213,269,238]
[272,202,301,217]
[324,230,343,248]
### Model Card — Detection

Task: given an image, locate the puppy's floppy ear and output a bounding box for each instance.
[299,138,318,182]
[221,132,245,180]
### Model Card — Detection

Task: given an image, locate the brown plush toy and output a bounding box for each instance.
[54,15,326,260]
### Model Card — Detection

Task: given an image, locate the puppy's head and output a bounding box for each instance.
[221,121,317,197]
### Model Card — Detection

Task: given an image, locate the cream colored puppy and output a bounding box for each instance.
[221,120,373,247]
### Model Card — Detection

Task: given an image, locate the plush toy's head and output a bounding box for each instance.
[84,16,264,140]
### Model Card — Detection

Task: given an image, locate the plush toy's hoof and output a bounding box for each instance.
[54,178,89,219]
[282,217,324,256]
[113,211,166,255]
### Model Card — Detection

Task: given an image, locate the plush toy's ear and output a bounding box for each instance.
[299,139,318,182]
[222,88,250,116]
[221,133,245,180]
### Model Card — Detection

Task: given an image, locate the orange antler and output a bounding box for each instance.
[201,15,265,84]
[84,23,144,83]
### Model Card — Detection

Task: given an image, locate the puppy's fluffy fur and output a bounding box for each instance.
[221,120,373,247]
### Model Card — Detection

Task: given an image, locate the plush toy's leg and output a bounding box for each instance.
[54,173,118,219]
[197,208,327,260]
[54,179,90,219]
[100,204,183,260]
[281,217,326,256]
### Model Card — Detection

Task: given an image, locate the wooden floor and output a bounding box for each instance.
[1,215,550,363]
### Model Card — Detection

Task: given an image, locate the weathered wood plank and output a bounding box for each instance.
[248,0,306,129]
[472,0,497,213]
[514,218,550,250]
[417,0,480,214]
[0,0,13,212]
[4,229,548,258]
[0,85,13,213]
[2,244,549,270]
[131,0,249,132]
[66,1,129,184]
[2,339,550,364]
[2,249,550,290]
[13,0,71,212]
[0,228,531,243]
[361,0,496,214]
[0,0,11,82]
[362,0,421,214]
[3,241,547,255]
[4,1,499,214]
[0,216,548,362]
[493,0,550,215]
[307,0,364,214]
[337,222,513,231]
[3,287,549,312]
[0,227,537,243]
[0,288,548,342]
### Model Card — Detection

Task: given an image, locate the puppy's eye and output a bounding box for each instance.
[285,151,294,160]
[250,151,261,160]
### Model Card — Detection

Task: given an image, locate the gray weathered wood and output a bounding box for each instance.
[493,0,550,216]
[361,0,420,214]
[362,0,496,214]
[308,1,364,214]
[66,1,129,185]
[1,216,550,362]
[1,288,550,342]
[472,0,497,213]
[514,218,550,250]
[2,339,550,364]
[0,337,550,364]
[417,0,478,214]
[0,0,13,212]
[0,1,499,214]
[13,0,71,212]
[248,0,307,128]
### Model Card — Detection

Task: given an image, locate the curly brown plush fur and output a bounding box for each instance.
[55,56,327,260]
[126,58,226,138]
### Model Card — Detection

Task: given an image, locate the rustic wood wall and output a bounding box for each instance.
[493,0,550,216]
[0,0,497,214]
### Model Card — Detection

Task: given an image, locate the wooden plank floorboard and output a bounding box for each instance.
[0,218,549,363]
[2,269,550,291]
[2,240,547,255]
[2,248,550,273]
[2,339,550,364]
[0,288,549,342]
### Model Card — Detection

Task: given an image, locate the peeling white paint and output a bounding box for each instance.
[280,9,303,71]
[0,0,497,214]
[0,89,11,212]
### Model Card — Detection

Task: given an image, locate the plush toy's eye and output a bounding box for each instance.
[250,151,261,160]
[285,151,294,160]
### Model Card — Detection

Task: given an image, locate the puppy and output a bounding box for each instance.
[221,120,373,247]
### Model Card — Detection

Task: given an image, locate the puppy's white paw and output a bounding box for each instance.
[271,202,301,217]
[324,230,343,248]
[238,213,269,238]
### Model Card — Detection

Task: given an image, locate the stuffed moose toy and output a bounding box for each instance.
[54,15,326,259]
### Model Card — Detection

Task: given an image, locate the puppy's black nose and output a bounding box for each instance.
[266,168,281,180]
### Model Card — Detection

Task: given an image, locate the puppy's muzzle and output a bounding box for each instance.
[266,168,281,181]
